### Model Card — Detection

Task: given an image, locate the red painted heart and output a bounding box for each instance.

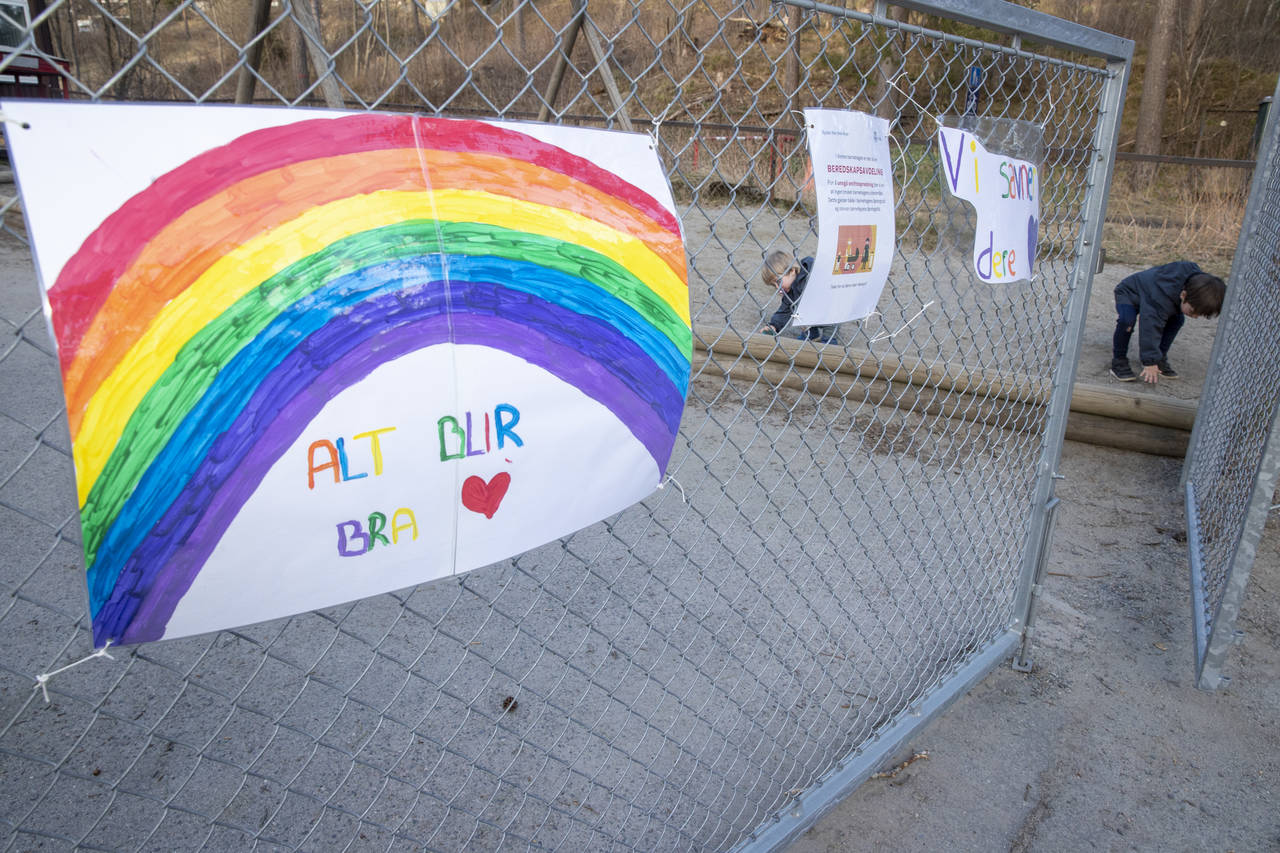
[461,472,511,519]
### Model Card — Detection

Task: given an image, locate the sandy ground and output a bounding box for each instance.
[771,246,1278,849]
[789,439,1280,852]
[1,197,1271,851]
[674,205,1279,851]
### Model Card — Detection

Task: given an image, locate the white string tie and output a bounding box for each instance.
[649,102,676,149]
[657,475,687,502]
[869,300,935,343]
[886,75,945,131]
[34,641,115,703]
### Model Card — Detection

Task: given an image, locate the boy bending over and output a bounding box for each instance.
[1110,261,1225,384]
[759,251,838,344]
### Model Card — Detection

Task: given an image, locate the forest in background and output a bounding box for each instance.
[10,0,1280,266]
[1028,0,1278,268]
[1031,0,1277,162]
[21,0,1278,159]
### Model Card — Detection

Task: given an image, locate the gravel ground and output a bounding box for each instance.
[767,231,1274,850]
[790,438,1280,853]
[1,196,1269,852]
[675,204,1278,852]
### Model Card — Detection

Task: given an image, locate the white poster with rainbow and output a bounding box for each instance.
[1,101,690,646]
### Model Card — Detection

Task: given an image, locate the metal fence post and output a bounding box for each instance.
[1011,55,1133,671]
[1182,75,1280,690]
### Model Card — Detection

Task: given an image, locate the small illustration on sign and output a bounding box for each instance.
[462,472,512,519]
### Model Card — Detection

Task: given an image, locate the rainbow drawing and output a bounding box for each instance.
[2,104,690,646]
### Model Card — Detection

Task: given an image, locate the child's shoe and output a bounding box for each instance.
[1157,360,1179,379]
[811,326,840,345]
[1109,359,1136,381]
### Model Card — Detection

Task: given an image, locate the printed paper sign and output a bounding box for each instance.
[1,102,691,646]
[937,126,1039,283]
[792,108,895,325]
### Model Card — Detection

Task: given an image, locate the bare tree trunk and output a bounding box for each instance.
[410,1,425,43]
[235,0,272,105]
[66,3,81,79]
[513,0,525,59]
[1133,0,1177,181]
[292,18,311,100]
[294,0,344,107]
[1172,0,1211,126]
[872,5,905,121]
[672,12,688,69]
[352,1,366,76]
[25,0,56,55]
[784,5,801,118]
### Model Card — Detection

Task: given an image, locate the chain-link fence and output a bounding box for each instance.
[1182,76,1280,693]
[0,1,1133,849]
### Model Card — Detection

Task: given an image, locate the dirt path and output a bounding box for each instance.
[790,439,1280,852]
[2,203,1263,851]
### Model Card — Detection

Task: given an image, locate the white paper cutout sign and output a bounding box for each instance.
[937,126,1040,284]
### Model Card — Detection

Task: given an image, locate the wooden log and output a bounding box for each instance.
[692,326,1196,456]
[695,326,1197,422]
[696,326,1049,406]
[1067,383,1196,430]
[696,354,1044,437]
[1064,410,1190,457]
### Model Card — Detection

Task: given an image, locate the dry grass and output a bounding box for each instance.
[1101,161,1250,274]
[41,0,1257,281]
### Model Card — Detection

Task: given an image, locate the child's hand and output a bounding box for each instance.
[1140,364,1160,384]
[760,325,777,335]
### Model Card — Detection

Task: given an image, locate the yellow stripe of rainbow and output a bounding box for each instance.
[72,188,690,504]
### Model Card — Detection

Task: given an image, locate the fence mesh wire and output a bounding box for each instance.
[1,1,1126,849]
[1183,77,1280,691]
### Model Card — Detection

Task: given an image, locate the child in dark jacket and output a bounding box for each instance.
[1110,261,1225,384]
[759,251,838,344]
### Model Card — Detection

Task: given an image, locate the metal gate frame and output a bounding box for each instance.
[1182,75,1280,692]
[737,8,1132,846]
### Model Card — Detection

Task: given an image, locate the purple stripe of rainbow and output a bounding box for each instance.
[94,280,679,645]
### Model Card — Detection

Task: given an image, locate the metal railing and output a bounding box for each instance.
[0,1,1132,849]
[1182,76,1280,692]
